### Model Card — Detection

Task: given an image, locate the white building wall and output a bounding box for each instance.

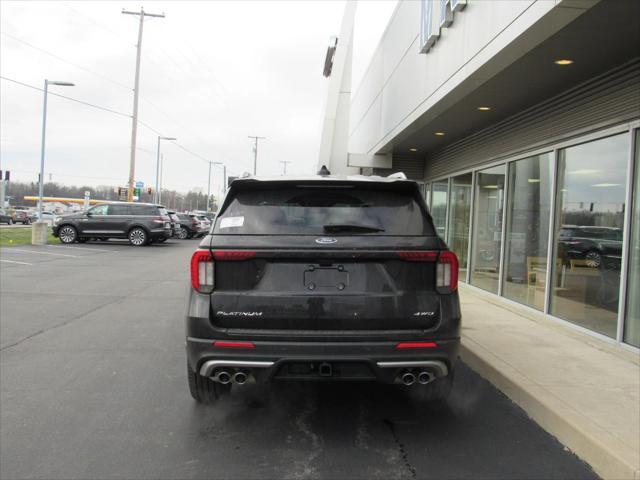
[349,0,589,156]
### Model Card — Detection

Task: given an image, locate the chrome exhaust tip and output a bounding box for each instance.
[233,371,248,385]
[401,372,416,386]
[216,370,231,384]
[418,371,435,385]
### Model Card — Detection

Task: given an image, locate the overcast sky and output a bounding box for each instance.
[0,0,395,199]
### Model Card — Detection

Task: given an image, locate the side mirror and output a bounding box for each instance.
[86,212,92,217]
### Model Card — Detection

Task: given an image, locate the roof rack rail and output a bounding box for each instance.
[387,172,407,180]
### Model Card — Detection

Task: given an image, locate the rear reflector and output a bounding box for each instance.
[213,251,256,261]
[395,342,437,349]
[212,341,256,349]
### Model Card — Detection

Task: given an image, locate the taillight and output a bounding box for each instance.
[190,250,214,293]
[437,251,458,292]
[396,250,458,293]
[190,250,256,293]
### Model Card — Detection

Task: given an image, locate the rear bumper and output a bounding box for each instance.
[186,336,459,383]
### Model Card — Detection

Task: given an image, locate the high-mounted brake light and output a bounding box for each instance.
[212,341,255,349]
[190,250,214,293]
[395,341,437,349]
[213,251,256,261]
[396,251,438,262]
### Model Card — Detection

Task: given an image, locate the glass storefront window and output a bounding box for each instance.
[431,180,448,238]
[550,134,629,338]
[448,173,472,281]
[471,165,506,293]
[502,153,553,311]
[624,130,640,347]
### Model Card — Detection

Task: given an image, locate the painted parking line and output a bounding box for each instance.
[2,249,77,258]
[46,245,120,253]
[0,259,33,266]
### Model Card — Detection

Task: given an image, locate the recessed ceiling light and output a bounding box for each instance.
[435,132,445,136]
[477,106,491,111]
[592,183,621,188]
[483,185,499,189]
[528,178,541,183]
[409,148,418,152]
[554,59,573,65]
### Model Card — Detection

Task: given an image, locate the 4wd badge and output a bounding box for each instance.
[315,237,337,245]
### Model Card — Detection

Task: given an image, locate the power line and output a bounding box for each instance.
[0,76,131,118]
[62,3,134,49]
[0,31,132,91]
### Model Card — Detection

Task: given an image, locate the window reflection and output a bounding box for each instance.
[448,173,472,281]
[471,165,505,293]
[551,134,629,338]
[503,153,553,310]
[431,181,448,238]
[624,130,640,347]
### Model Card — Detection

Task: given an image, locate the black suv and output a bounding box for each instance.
[53,202,171,246]
[185,172,461,404]
[558,225,623,268]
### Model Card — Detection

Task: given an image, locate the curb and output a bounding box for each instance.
[460,339,640,480]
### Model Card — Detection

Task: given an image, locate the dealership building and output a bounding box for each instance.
[323,0,640,350]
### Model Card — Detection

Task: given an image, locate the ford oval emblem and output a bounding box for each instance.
[315,237,337,245]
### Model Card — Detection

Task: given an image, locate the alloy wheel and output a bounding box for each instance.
[585,251,601,268]
[59,226,77,244]
[129,228,146,246]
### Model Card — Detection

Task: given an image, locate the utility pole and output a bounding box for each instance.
[248,135,265,175]
[122,7,165,202]
[280,160,291,176]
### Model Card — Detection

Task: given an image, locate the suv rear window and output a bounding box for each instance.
[213,185,434,236]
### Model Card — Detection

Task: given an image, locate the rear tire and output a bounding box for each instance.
[58,225,77,244]
[187,362,230,404]
[128,227,147,246]
[157,237,167,243]
[177,227,189,240]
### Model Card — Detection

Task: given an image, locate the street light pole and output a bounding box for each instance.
[209,162,227,210]
[280,160,291,176]
[155,136,176,203]
[38,79,74,221]
[248,135,265,175]
[206,161,212,213]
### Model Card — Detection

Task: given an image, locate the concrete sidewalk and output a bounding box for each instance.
[458,284,640,480]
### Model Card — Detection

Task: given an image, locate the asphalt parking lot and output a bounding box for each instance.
[0,239,597,479]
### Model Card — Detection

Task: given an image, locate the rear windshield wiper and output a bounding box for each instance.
[323,223,385,233]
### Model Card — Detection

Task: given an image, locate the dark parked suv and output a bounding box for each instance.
[185,171,461,404]
[558,225,623,268]
[53,202,171,246]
